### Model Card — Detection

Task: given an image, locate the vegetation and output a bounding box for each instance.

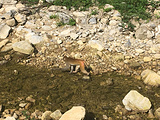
[91,10,98,15]
[19,0,160,30]
[49,14,58,19]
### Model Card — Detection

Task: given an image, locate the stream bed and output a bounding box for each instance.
[0,53,160,119]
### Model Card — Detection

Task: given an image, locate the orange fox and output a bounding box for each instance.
[63,56,89,75]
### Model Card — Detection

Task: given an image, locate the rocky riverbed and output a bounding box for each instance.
[1,0,160,119]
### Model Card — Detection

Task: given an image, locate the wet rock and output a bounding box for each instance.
[82,75,90,80]
[50,110,62,120]
[122,90,151,112]
[129,61,141,69]
[0,24,11,39]
[59,106,85,120]
[42,111,52,120]
[141,69,160,87]
[88,40,104,51]
[26,96,35,103]
[12,41,34,54]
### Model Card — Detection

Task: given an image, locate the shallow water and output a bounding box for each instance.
[0,53,160,119]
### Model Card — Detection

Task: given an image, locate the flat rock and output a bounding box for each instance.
[12,41,34,54]
[0,24,11,39]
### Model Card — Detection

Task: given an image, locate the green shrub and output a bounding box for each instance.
[68,19,76,26]
[91,10,98,15]
[50,14,58,19]
[104,8,112,12]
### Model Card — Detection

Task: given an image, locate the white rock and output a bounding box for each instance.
[12,41,34,54]
[0,24,11,39]
[1,43,13,52]
[88,40,104,51]
[147,30,154,39]
[4,5,18,12]
[46,0,55,3]
[122,90,151,112]
[25,21,36,28]
[109,20,119,26]
[135,25,148,40]
[59,106,85,120]
[0,39,9,49]
[41,25,52,31]
[5,117,16,120]
[141,69,160,86]
[135,49,144,53]
[25,33,43,45]
[70,33,79,40]
[42,111,52,120]
[73,12,86,17]
[60,29,71,37]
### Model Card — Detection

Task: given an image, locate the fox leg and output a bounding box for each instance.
[72,65,80,73]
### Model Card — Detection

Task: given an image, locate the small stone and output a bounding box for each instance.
[42,111,52,120]
[50,110,62,120]
[26,96,35,103]
[143,57,152,62]
[135,49,145,53]
[14,13,26,24]
[82,75,90,80]
[88,17,97,24]
[5,117,16,120]
[19,103,27,108]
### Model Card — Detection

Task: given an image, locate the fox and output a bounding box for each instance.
[63,56,89,75]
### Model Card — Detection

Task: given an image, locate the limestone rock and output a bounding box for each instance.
[154,54,160,60]
[25,33,43,45]
[14,13,26,24]
[6,18,16,27]
[88,40,104,51]
[122,90,151,112]
[0,24,11,39]
[59,106,85,120]
[141,69,160,87]
[42,111,52,120]
[135,25,148,40]
[12,41,34,54]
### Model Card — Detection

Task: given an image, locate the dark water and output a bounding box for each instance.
[0,53,160,119]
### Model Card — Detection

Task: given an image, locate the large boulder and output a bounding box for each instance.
[12,41,34,54]
[59,106,85,120]
[122,90,151,112]
[141,69,160,86]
